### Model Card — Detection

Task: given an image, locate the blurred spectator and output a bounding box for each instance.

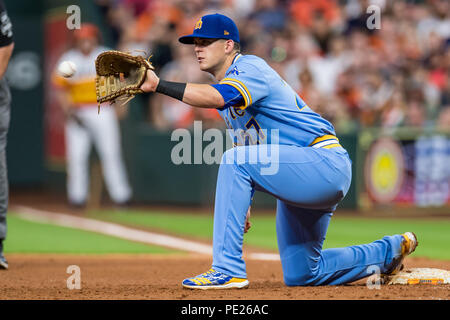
[249,0,287,32]
[307,34,352,94]
[436,106,450,130]
[403,99,427,128]
[297,68,321,108]
[380,90,406,128]
[290,0,340,29]
[417,0,450,42]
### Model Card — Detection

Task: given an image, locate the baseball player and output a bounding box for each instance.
[53,23,131,208]
[140,13,418,288]
[0,0,14,270]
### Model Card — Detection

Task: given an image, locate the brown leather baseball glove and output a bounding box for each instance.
[95,50,154,113]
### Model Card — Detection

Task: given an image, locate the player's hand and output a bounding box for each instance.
[140,69,160,93]
[244,207,251,233]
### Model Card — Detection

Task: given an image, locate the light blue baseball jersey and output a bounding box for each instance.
[211,53,336,147]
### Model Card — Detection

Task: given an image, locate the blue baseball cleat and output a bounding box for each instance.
[386,232,419,275]
[182,268,249,290]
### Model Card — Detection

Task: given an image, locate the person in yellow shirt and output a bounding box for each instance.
[53,23,131,208]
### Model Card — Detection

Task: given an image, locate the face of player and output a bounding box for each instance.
[193,38,230,75]
[77,37,98,55]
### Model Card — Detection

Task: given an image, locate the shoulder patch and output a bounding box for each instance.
[226,66,244,77]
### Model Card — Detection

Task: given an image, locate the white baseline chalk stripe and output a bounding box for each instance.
[13,206,212,255]
[12,206,280,261]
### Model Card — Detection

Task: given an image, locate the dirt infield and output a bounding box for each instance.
[0,254,449,300]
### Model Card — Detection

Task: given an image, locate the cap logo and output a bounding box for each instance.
[224,30,229,35]
[194,18,203,30]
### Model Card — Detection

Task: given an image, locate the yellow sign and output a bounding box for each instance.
[371,151,398,192]
[364,137,405,204]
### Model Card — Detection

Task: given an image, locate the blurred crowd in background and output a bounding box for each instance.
[95,0,450,133]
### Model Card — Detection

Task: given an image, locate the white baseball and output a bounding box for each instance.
[58,61,77,78]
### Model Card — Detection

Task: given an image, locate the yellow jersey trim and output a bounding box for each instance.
[295,98,307,112]
[220,80,250,108]
[310,134,340,146]
[322,143,342,149]
[220,77,252,108]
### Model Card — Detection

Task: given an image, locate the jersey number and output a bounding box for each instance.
[242,117,265,145]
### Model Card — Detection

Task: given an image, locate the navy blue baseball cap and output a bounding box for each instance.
[179,13,240,44]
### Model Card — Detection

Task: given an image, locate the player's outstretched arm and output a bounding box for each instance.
[183,83,225,108]
[140,69,225,109]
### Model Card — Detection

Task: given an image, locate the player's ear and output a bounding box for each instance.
[225,39,234,54]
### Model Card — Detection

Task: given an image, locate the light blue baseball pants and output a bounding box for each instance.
[211,144,404,285]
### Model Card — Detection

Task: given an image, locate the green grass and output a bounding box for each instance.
[88,209,450,260]
[3,214,176,254]
[6,208,449,260]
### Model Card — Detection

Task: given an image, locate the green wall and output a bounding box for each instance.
[5,0,44,186]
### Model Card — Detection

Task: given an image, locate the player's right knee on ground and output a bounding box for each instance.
[283,270,318,287]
